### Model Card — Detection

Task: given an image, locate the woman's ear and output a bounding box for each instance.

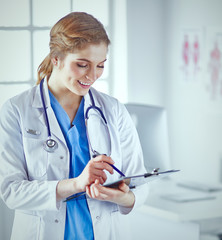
[51,56,58,67]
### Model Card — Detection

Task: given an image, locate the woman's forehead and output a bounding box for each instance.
[67,43,108,62]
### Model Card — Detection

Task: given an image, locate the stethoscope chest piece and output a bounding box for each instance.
[44,138,58,153]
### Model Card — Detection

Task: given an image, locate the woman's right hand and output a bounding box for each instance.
[56,155,114,201]
[76,155,114,192]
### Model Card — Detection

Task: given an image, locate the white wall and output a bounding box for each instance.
[112,0,128,103]
[164,0,222,183]
[127,0,165,106]
[127,0,222,184]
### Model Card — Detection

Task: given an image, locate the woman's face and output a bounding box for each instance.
[51,43,108,97]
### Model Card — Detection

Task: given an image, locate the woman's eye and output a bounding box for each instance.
[97,65,104,69]
[77,63,88,68]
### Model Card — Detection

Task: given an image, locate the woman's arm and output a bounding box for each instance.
[56,155,114,201]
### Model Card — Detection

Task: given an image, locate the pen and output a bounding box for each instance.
[107,163,125,177]
[92,153,125,177]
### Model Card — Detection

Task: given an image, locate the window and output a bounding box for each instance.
[0,0,112,107]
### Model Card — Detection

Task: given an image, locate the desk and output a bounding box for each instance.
[143,178,222,222]
[129,178,222,239]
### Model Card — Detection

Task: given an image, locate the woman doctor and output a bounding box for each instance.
[0,12,148,240]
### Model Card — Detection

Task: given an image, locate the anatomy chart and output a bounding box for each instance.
[205,27,222,100]
[179,29,202,81]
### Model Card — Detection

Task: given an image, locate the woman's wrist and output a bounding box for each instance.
[56,178,80,201]
[116,190,135,208]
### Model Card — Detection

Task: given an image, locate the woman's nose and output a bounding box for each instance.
[86,68,98,82]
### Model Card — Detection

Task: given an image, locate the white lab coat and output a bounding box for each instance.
[0,79,148,240]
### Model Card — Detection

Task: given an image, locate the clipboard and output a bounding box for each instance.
[64,169,180,202]
[103,169,180,189]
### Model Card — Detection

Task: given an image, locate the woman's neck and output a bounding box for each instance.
[48,77,82,123]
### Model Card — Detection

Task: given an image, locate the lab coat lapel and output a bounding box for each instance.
[47,107,66,144]
[84,90,91,113]
[32,79,66,144]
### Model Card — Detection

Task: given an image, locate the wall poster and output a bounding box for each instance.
[179,28,203,82]
[205,27,222,100]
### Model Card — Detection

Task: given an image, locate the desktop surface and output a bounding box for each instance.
[142,178,222,222]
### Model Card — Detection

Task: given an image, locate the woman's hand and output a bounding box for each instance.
[86,179,135,208]
[56,155,114,201]
[76,155,114,192]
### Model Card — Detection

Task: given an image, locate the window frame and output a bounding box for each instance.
[0,0,113,95]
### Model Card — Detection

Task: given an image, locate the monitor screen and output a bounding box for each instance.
[125,103,171,172]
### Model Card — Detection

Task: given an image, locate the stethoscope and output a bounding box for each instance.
[40,80,58,152]
[40,79,109,153]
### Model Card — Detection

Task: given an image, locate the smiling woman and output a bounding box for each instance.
[0,12,148,240]
[37,12,110,85]
[48,43,108,97]
[48,43,108,122]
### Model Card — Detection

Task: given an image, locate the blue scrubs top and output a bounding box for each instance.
[49,91,94,240]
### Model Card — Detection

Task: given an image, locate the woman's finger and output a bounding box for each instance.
[118,182,130,193]
[86,185,92,198]
[89,179,100,198]
[89,168,107,183]
[93,155,114,165]
[92,161,114,175]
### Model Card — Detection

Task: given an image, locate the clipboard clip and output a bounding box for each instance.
[144,168,180,178]
[152,168,160,174]
[144,168,160,178]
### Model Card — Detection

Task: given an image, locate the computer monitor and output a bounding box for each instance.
[125,103,171,172]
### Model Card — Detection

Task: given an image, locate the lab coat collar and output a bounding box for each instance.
[83,90,91,109]
[32,78,50,109]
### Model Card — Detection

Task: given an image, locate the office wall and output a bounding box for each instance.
[127,0,222,184]
[164,0,222,183]
[127,0,165,107]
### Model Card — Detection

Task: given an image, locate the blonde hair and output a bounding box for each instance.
[37,12,110,84]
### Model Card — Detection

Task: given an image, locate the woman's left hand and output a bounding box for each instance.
[86,179,135,208]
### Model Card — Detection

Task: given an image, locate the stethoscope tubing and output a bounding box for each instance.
[40,80,52,138]
[85,90,107,124]
[40,80,58,152]
[40,79,124,177]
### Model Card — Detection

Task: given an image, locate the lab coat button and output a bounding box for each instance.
[96,216,100,220]
[60,156,64,159]
[55,219,59,223]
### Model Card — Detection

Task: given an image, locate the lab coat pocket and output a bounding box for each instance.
[11,211,40,240]
[23,136,48,180]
